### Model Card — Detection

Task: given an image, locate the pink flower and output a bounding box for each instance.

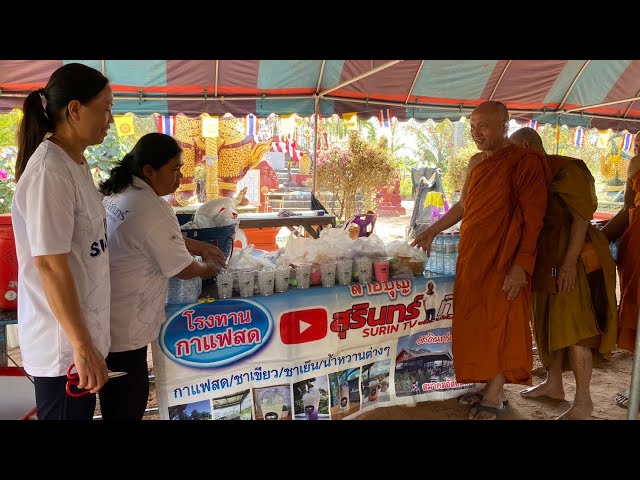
[0,169,8,180]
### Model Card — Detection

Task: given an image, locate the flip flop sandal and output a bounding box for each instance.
[470,403,507,420]
[615,390,630,409]
[458,392,509,408]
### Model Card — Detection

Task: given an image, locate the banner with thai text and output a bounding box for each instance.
[152,275,475,420]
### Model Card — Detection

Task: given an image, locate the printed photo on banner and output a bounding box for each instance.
[253,384,292,420]
[329,368,361,420]
[394,328,463,398]
[212,390,252,420]
[360,359,392,408]
[168,399,212,421]
[293,376,330,421]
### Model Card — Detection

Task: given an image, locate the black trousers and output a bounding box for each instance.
[34,375,97,420]
[99,345,149,420]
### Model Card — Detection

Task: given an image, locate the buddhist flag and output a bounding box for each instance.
[528,120,540,131]
[280,114,295,137]
[114,115,135,137]
[572,127,585,147]
[555,125,561,144]
[597,130,610,149]
[622,133,635,151]
[343,112,358,130]
[155,115,175,136]
[201,115,219,138]
[244,114,257,136]
[378,109,392,128]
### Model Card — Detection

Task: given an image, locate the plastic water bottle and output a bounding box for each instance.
[423,249,434,277]
[450,232,459,274]
[610,239,619,263]
[166,256,203,304]
[166,276,202,304]
[432,234,444,275]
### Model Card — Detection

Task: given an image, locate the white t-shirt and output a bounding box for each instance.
[11,140,111,377]
[423,290,437,310]
[104,177,193,352]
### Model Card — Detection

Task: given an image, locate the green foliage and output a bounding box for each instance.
[442,142,479,197]
[316,131,397,222]
[399,176,413,200]
[0,110,21,148]
[538,124,604,183]
[85,116,157,182]
[404,119,459,172]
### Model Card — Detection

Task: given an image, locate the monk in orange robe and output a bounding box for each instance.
[510,127,618,420]
[412,101,550,419]
[602,133,640,408]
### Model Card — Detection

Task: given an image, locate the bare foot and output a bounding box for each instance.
[519,382,565,400]
[468,401,506,420]
[556,400,593,420]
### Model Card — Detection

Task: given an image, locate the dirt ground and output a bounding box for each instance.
[5,343,635,420]
[5,201,637,420]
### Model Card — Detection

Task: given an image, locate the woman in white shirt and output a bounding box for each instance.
[98,132,225,420]
[12,63,114,420]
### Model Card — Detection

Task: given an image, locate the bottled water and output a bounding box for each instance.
[166,276,202,304]
[434,234,444,275]
[423,232,460,278]
[610,239,619,263]
[444,231,459,275]
[166,256,203,304]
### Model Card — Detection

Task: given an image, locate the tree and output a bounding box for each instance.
[404,119,458,172]
[316,130,397,222]
[442,142,479,197]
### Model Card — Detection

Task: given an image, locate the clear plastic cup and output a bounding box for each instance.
[336,258,353,285]
[258,268,276,296]
[302,388,322,420]
[295,262,312,289]
[237,269,256,297]
[216,269,234,299]
[319,261,337,287]
[275,265,291,293]
[356,257,373,284]
[373,256,391,283]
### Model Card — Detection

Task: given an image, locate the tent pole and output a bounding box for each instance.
[626,309,640,419]
[312,96,319,196]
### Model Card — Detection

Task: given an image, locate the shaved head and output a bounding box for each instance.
[510,127,546,154]
[473,101,510,124]
[469,101,511,152]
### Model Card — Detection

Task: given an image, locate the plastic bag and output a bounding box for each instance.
[227,245,274,272]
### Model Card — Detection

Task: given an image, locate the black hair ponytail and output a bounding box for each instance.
[99,153,136,196]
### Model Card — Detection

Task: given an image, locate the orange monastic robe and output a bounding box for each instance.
[452,144,551,385]
[617,172,640,352]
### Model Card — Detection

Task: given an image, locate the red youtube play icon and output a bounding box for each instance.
[280,308,328,345]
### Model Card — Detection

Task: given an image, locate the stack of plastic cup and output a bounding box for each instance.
[275,265,291,293]
[237,269,256,297]
[295,262,312,289]
[336,258,353,285]
[216,269,234,299]
[320,261,337,287]
[258,268,276,296]
[356,257,373,284]
[373,256,391,283]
